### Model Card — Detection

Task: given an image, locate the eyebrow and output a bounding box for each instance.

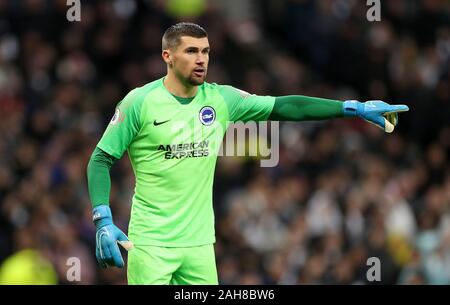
[184,46,210,51]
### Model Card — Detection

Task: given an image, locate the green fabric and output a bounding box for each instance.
[172,95,195,105]
[218,85,276,122]
[96,81,157,160]
[94,77,275,247]
[269,95,344,121]
[127,244,218,284]
[87,147,117,207]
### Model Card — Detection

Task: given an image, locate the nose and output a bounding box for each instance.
[196,54,206,65]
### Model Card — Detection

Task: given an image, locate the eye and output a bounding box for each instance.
[186,49,196,54]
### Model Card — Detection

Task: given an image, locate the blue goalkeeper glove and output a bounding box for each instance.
[343,100,409,133]
[92,205,133,268]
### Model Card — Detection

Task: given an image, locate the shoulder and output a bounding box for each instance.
[202,82,237,95]
[196,82,249,98]
[208,83,251,99]
[201,81,219,91]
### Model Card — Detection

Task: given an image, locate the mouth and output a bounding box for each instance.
[193,67,205,77]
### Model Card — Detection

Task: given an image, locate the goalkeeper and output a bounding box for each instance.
[86,22,409,284]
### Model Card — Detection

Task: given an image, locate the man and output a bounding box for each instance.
[87,22,409,284]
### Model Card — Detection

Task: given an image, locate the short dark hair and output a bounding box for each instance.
[162,22,208,50]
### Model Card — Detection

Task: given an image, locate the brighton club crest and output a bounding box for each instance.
[199,106,216,126]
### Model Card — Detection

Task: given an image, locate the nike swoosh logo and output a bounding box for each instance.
[153,119,170,126]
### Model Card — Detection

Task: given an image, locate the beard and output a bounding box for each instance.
[173,67,207,86]
[187,70,207,86]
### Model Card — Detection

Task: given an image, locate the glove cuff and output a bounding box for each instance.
[92,205,113,229]
[342,100,361,117]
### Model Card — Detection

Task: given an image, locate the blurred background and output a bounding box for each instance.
[0,0,449,284]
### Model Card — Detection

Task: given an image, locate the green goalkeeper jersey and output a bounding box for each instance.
[97,77,275,247]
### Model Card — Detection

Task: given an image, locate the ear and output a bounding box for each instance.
[162,49,172,66]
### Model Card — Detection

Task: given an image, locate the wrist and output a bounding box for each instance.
[342,100,362,117]
[92,205,113,229]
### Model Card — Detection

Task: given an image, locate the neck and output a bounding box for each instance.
[164,72,198,98]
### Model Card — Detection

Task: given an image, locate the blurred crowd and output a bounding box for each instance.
[0,0,449,284]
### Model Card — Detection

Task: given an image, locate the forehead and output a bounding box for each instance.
[178,36,209,49]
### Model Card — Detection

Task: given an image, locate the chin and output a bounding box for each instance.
[189,76,206,86]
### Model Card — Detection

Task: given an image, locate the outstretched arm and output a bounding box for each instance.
[218,85,408,132]
[268,95,409,133]
[268,95,344,121]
